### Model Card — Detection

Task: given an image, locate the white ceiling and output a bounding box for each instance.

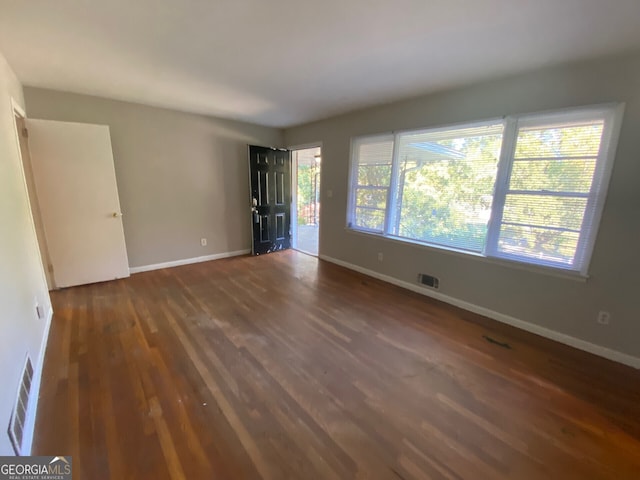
[1,0,640,128]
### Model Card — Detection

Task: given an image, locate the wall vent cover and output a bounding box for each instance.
[417,273,439,289]
[7,356,34,455]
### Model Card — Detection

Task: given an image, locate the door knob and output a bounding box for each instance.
[112,212,123,218]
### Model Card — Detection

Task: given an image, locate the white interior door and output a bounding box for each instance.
[26,119,130,288]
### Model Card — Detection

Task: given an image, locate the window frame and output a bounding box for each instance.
[348,133,395,234]
[346,103,624,277]
[389,118,506,253]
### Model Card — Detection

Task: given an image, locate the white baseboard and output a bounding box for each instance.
[319,255,640,370]
[23,305,53,455]
[129,249,251,274]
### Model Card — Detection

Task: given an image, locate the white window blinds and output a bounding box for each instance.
[492,109,616,272]
[350,135,393,232]
[391,123,504,252]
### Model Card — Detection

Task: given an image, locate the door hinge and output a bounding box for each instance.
[47,264,54,273]
[21,127,28,138]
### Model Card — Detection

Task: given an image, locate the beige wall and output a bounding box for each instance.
[0,52,51,454]
[284,51,640,361]
[24,88,284,268]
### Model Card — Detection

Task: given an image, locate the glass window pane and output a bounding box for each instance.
[497,117,608,269]
[356,187,388,209]
[510,159,596,193]
[514,122,604,159]
[498,224,580,266]
[355,207,385,231]
[358,165,391,187]
[502,194,587,230]
[352,136,393,231]
[394,123,504,252]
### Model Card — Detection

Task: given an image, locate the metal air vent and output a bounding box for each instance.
[417,273,439,289]
[7,356,34,455]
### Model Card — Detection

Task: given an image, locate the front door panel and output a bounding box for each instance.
[249,145,291,255]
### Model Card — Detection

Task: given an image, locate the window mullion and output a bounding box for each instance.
[485,117,518,256]
[346,139,359,228]
[384,133,402,236]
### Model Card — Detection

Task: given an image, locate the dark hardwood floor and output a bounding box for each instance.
[34,250,640,479]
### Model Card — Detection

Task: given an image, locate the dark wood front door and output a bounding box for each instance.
[249,145,291,255]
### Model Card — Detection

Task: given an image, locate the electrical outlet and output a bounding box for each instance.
[200,238,207,247]
[597,310,611,325]
[377,252,383,262]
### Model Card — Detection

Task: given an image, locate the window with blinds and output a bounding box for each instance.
[349,135,393,232]
[391,122,504,251]
[347,104,623,275]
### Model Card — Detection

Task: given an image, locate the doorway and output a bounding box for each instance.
[292,146,321,256]
[13,106,54,289]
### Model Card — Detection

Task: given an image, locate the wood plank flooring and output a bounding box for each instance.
[34,250,640,479]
